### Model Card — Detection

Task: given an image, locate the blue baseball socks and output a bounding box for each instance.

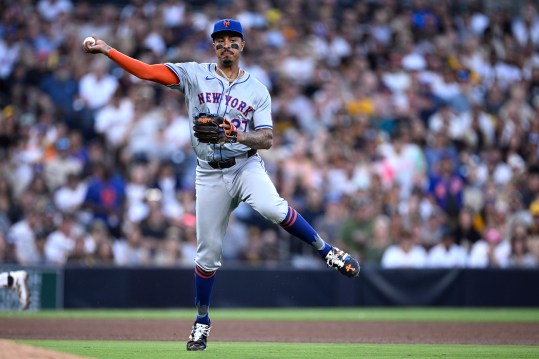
[280,206,332,257]
[194,265,216,325]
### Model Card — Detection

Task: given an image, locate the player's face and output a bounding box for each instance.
[213,33,244,66]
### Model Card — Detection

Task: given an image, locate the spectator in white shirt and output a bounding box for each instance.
[8,210,43,265]
[512,2,539,47]
[381,230,427,268]
[112,225,150,266]
[37,0,73,21]
[44,214,83,265]
[94,88,134,148]
[53,172,87,214]
[78,57,119,111]
[426,228,467,268]
[467,228,508,268]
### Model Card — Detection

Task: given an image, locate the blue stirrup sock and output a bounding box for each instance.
[194,265,216,325]
[280,206,332,257]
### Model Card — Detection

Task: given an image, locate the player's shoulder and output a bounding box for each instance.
[239,71,269,93]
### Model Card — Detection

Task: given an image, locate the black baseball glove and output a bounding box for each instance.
[193,113,237,144]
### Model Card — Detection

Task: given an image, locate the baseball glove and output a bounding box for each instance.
[193,113,237,144]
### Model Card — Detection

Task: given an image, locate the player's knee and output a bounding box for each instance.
[195,257,221,272]
[195,249,222,271]
[255,203,287,224]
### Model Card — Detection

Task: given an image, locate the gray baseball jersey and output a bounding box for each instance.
[164,61,288,270]
[165,62,272,162]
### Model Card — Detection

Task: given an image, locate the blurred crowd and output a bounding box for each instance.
[1,0,539,270]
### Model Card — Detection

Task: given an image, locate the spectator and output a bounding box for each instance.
[222,213,249,262]
[37,0,74,22]
[66,236,95,266]
[44,213,83,265]
[76,56,119,140]
[504,231,537,268]
[78,57,119,111]
[377,126,427,200]
[8,209,44,265]
[511,2,539,47]
[427,151,465,220]
[426,228,467,268]
[112,225,150,266]
[454,206,482,248]
[124,86,165,160]
[93,239,115,265]
[381,230,427,269]
[467,227,508,268]
[83,162,125,237]
[53,172,87,214]
[153,226,187,267]
[38,57,78,123]
[83,219,111,255]
[313,197,347,246]
[368,214,393,266]
[239,227,265,266]
[139,190,170,252]
[338,197,375,262]
[416,208,447,250]
[151,161,184,222]
[94,87,134,148]
[44,137,83,190]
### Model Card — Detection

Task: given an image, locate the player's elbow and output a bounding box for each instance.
[262,131,273,149]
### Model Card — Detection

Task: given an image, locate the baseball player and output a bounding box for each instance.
[83,19,360,351]
[0,270,30,310]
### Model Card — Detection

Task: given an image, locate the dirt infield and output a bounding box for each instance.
[1,318,538,346]
[0,339,87,359]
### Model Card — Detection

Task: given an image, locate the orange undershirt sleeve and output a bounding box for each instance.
[107,48,179,86]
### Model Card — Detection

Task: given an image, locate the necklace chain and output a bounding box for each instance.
[216,65,240,83]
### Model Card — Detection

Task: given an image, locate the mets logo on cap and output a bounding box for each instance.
[211,19,244,39]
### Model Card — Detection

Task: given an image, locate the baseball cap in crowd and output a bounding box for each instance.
[56,137,70,151]
[211,19,244,39]
[484,228,502,244]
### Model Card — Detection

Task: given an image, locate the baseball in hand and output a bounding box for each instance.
[83,36,96,47]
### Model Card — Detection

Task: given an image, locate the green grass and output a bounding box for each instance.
[2,307,539,322]
[9,309,539,358]
[19,341,539,359]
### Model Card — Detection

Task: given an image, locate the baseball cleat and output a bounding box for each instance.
[186,322,211,351]
[10,271,30,310]
[325,247,360,278]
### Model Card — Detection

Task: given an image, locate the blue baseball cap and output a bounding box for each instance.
[211,19,244,39]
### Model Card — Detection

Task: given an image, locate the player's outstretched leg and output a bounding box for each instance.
[280,207,360,278]
[0,271,30,310]
[187,265,215,351]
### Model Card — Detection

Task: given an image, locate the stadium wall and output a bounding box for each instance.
[59,267,539,308]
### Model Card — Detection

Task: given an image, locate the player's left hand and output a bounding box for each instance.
[193,113,222,144]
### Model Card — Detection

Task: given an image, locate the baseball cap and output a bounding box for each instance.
[56,137,70,151]
[484,229,502,244]
[211,19,244,39]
